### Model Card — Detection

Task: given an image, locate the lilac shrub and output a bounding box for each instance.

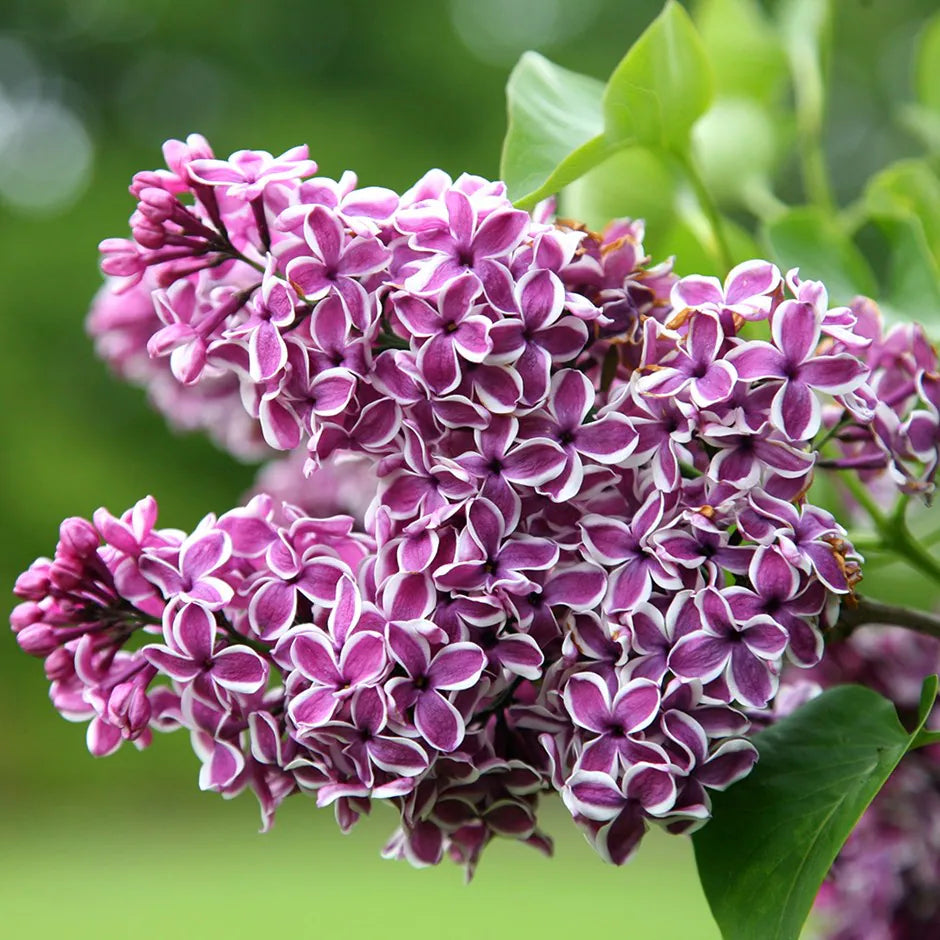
[11,135,940,875]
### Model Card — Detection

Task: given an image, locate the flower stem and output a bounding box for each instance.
[839,470,940,586]
[672,151,734,274]
[835,595,940,641]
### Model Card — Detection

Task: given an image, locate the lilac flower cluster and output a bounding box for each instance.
[13,135,940,873]
[777,629,940,940]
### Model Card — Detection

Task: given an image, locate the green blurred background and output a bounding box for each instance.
[1,1,937,936]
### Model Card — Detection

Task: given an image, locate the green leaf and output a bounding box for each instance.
[693,678,937,940]
[916,12,940,113]
[695,0,787,103]
[603,0,713,151]
[691,97,780,211]
[866,212,940,329]
[763,207,877,303]
[500,52,614,208]
[866,160,940,266]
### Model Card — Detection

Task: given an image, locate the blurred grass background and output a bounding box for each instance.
[0,1,937,936]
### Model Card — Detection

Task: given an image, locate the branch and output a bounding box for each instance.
[833,595,940,640]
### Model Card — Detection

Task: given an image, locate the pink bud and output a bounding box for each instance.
[14,564,51,599]
[44,647,75,681]
[16,622,58,656]
[107,680,152,737]
[10,601,43,632]
[59,517,100,557]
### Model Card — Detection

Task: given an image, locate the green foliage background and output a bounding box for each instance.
[1,1,937,936]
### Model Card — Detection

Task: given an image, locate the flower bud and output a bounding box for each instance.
[59,517,100,558]
[16,622,58,656]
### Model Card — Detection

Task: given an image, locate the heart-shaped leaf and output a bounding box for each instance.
[693,677,938,940]
[603,0,712,151]
[500,52,613,209]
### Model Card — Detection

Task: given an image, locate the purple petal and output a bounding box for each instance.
[296,559,346,604]
[184,576,233,609]
[249,580,298,638]
[668,633,730,682]
[563,672,612,733]
[172,603,216,662]
[351,685,387,734]
[367,735,429,776]
[742,617,789,658]
[340,630,388,685]
[498,535,560,573]
[494,634,544,679]
[672,274,722,308]
[142,644,202,682]
[211,646,268,693]
[472,365,522,413]
[418,334,460,394]
[387,622,432,679]
[724,259,780,306]
[304,205,344,264]
[138,553,183,597]
[803,542,849,593]
[291,631,343,686]
[611,679,661,733]
[517,268,563,331]
[624,763,677,815]
[750,547,797,601]
[772,300,819,365]
[598,808,646,866]
[576,414,639,463]
[798,354,868,394]
[687,311,723,366]
[580,515,634,565]
[728,647,776,708]
[726,341,786,379]
[250,319,287,382]
[543,563,607,610]
[453,316,494,361]
[772,381,820,441]
[338,237,390,277]
[382,572,435,620]
[690,360,737,408]
[550,370,593,427]
[198,738,244,791]
[698,739,759,790]
[415,691,464,752]
[470,207,529,258]
[567,770,624,821]
[466,498,506,556]
[502,438,568,486]
[427,643,486,691]
[606,561,653,612]
[289,685,339,728]
[309,369,356,416]
[538,316,589,360]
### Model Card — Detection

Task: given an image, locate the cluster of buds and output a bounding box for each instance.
[11,135,940,874]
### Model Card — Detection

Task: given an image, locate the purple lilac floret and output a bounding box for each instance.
[13,135,940,877]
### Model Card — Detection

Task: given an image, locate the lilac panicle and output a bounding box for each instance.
[14,132,940,879]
